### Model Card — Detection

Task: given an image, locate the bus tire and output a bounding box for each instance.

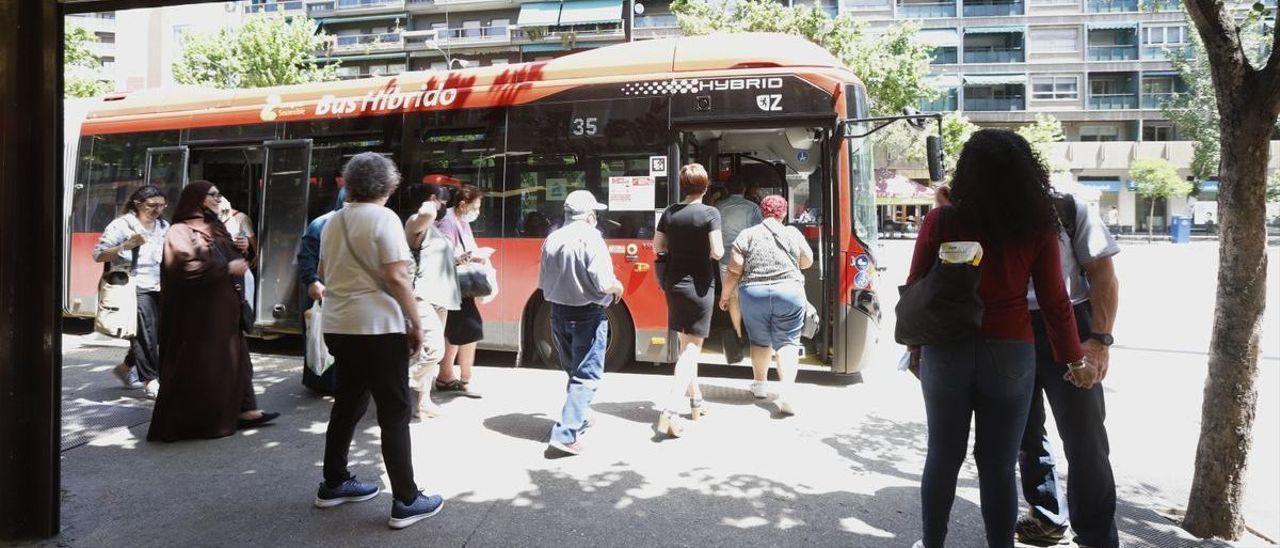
[532,300,635,373]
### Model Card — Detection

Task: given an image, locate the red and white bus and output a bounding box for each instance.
[64,33,882,376]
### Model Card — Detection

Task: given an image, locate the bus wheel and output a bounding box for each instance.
[532,300,635,373]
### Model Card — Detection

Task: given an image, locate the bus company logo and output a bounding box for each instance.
[314,78,459,117]
[621,77,785,96]
[260,94,312,122]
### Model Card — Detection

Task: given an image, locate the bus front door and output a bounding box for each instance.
[254,139,313,331]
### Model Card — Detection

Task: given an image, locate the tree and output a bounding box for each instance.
[670,0,934,115]
[172,14,339,89]
[64,25,112,98]
[1015,113,1065,172]
[1129,158,1192,240]
[1162,12,1274,179]
[1178,0,1279,536]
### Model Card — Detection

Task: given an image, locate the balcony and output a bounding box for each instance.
[1142,44,1193,60]
[920,93,959,111]
[1087,0,1138,11]
[511,23,626,44]
[843,0,893,10]
[1089,93,1138,109]
[244,1,305,14]
[1142,92,1180,108]
[336,0,405,9]
[405,26,511,49]
[930,47,958,65]
[407,0,515,10]
[634,14,682,40]
[330,31,404,53]
[962,0,1023,16]
[1088,44,1139,61]
[896,1,957,17]
[963,47,1024,63]
[963,96,1024,111]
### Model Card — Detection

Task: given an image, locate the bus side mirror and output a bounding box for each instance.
[926,135,944,182]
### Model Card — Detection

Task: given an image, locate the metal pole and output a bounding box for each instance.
[0,0,64,539]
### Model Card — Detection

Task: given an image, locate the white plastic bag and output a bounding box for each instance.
[305,302,334,376]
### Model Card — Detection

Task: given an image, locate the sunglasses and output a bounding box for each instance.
[142,201,167,209]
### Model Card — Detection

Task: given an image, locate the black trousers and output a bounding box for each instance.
[322,333,418,504]
[126,290,161,383]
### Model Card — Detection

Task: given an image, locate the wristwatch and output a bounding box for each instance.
[1088,332,1114,346]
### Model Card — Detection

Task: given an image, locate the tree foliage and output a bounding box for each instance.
[670,0,934,115]
[1163,9,1274,179]
[64,24,112,98]
[1131,157,1192,239]
[1015,113,1065,172]
[172,14,339,89]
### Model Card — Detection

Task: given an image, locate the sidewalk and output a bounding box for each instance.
[42,332,1274,548]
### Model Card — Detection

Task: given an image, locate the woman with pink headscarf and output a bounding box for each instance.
[718,194,813,415]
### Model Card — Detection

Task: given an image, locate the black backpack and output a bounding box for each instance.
[894,207,985,346]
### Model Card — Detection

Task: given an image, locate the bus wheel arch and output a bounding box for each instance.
[523,291,636,373]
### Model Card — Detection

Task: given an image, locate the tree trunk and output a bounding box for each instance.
[1183,114,1272,540]
[1148,198,1157,242]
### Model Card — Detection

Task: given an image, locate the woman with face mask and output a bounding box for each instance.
[404,183,460,418]
[148,181,278,442]
[434,184,487,398]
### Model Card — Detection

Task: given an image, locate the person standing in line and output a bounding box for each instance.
[313,153,443,529]
[714,173,763,376]
[148,181,278,442]
[1014,193,1121,548]
[218,197,257,309]
[905,130,1091,548]
[93,185,169,398]
[297,188,347,395]
[403,183,460,420]
[1105,205,1120,232]
[538,190,624,456]
[718,195,811,415]
[653,163,724,437]
[436,184,487,399]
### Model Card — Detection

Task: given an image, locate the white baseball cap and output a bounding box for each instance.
[564,190,607,217]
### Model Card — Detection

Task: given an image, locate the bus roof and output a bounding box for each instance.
[81,33,859,134]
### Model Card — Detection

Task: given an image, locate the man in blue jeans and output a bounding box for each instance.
[537,190,623,456]
[1017,193,1121,548]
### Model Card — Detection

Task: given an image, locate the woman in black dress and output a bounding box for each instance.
[653,163,724,437]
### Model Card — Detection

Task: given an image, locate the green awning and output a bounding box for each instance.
[964,25,1025,34]
[518,2,563,26]
[558,0,624,24]
[318,12,407,25]
[522,43,566,53]
[963,73,1026,85]
[1143,70,1179,77]
[917,28,960,48]
[1087,21,1138,30]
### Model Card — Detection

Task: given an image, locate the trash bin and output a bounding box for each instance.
[1170,216,1191,244]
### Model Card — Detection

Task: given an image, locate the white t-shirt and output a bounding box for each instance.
[320,202,413,335]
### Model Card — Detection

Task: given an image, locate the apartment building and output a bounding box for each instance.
[66,11,119,74]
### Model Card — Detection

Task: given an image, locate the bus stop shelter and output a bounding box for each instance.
[0,1,216,540]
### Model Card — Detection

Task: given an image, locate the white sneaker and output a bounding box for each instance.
[144,380,160,400]
[749,381,769,399]
[777,397,795,416]
[912,541,925,548]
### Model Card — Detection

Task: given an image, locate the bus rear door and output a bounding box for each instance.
[254,139,313,331]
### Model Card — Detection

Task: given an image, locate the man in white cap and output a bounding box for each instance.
[538,190,624,456]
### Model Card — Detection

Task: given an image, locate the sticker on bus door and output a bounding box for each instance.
[608,176,655,211]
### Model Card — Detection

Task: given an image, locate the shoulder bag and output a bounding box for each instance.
[762,223,821,339]
[95,242,139,339]
[452,224,496,299]
[893,207,984,346]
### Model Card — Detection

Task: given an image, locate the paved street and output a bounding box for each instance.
[42,240,1279,547]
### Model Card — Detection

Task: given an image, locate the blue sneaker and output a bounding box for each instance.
[388,492,444,530]
[314,477,380,508]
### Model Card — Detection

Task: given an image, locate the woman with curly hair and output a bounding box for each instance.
[906,129,1088,548]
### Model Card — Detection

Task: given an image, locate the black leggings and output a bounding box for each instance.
[127,290,161,383]
[322,333,419,504]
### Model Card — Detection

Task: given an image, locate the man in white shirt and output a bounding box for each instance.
[714,174,762,363]
[538,190,623,456]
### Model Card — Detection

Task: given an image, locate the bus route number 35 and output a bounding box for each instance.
[571,117,599,136]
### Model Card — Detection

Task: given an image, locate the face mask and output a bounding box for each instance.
[460,209,480,223]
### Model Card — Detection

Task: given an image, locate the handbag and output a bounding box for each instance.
[762,223,821,339]
[893,208,984,346]
[95,245,139,339]
[454,230,495,299]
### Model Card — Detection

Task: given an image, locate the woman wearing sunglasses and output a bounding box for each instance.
[92,184,169,399]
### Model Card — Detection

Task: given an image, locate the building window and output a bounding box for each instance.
[1142,25,1187,46]
[1143,123,1175,141]
[95,31,116,44]
[1080,125,1121,141]
[1032,75,1079,100]
[1029,28,1080,53]
[172,25,190,45]
[1029,0,1078,5]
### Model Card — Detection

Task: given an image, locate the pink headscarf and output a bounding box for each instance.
[760,195,788,221]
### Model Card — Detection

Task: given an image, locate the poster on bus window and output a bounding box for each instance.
[608,176,655,211]
[546,178,569,201]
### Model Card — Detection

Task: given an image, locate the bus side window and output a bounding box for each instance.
[411,109,506,236]
[506,96,669,240]
[71,131,180,233]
